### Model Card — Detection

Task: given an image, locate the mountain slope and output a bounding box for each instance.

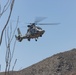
[0,48,76,75]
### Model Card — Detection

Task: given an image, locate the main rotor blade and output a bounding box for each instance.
[38,23,60,25]
[34,17,47,24]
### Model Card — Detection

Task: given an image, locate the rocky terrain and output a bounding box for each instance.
[0,48,76,75]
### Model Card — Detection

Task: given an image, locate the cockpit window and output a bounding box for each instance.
[37,27,42,30]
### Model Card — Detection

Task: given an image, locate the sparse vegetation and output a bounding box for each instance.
[0,0,15,45]
[0,49,76,75]
[0,0,18,75]
[4,16,19,75]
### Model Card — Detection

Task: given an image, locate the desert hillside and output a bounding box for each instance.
[0,48,76,75]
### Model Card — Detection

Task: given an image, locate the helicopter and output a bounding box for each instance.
[15,17,60,42]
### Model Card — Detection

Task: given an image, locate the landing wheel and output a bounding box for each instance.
[19,38,22,42]
[28,38,30,41]
[40,35,42,37]
[15,35,22,42]
[18,36,22,42]
[35,39,37,41]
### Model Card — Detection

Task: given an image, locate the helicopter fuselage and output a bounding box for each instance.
[23,26,45,41]
[26,29,45,38]
[15,26,45,42]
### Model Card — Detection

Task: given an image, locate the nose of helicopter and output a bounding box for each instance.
[42,30,45,34]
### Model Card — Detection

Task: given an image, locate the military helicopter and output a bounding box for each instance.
[15,17,60,42]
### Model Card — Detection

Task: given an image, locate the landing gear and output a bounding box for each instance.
[15,35,22,42]
[28,38,30,41]
[19,38,22,42]
[40,35,42,37]
[35,38,37,41]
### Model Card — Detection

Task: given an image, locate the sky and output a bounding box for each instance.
[0,0,76,71]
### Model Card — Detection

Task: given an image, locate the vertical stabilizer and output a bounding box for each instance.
[17,28,22,36]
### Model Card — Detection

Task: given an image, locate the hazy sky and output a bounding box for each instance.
[0,0,76,71]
